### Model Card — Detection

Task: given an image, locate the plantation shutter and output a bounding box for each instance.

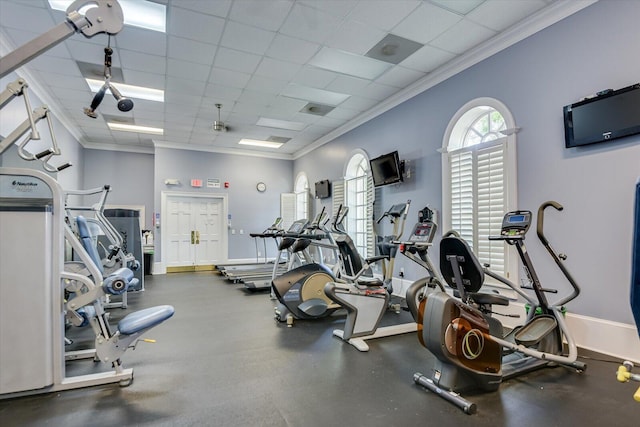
[332,180,345,217]
[280,193,296,230]
[448,139,506,277]
[476,141,506,276]
[366,175,375,257]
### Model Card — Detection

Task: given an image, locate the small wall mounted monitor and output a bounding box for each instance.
[370,151,403,187]
[315,180,331,199]
[563,83,640,148]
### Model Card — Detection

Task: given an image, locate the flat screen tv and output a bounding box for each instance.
[315,180,331,199]
[370,151,403,187]
[563,83,640,148]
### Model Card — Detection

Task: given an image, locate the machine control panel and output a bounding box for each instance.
[499,210,532,237]
[408,221,436,243]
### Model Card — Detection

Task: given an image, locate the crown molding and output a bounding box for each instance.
[152,140,294,160]
[82,140,155,154]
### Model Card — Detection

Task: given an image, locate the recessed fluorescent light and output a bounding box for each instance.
[282,84,350,106]
[49,0,166,33]
[238,139,283,149]
[108,122,163,135]
[256,117,306,131]
[309,47,391,80]
[86,79,164,103]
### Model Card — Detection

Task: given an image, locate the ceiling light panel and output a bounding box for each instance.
[309,47,391,80]
[257,118,307,131]
[49,0,167,32]
[85,79,164,103]
[238,139,283,149]
[282,84,350,106]
[108,122,164,135]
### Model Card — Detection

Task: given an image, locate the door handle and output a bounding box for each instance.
[195,230,200,244]
[191,230,195,244]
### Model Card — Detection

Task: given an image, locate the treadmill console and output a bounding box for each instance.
[408,221,436,243]
[499,210,532,237]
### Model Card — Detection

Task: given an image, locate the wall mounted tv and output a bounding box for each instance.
[370,151,404,187]
[315,180,331,199]
[563,83,640,148]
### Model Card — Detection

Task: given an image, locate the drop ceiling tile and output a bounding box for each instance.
[299,0,358,18]
[232,102,269,116]
[229,0,293,31]
[325,75,371,95]
[430,19,497,54]
[36,71,84,91]
[220,21,276,55]
[114,26,167,57]
[279,3,341,44]
[245,75,289,95]
[353,82,398,101]
[265,34,320,64]
[170,6,225,44]
[348,0,420,32]
[121,70,165,90]
[205,83,243,102]
[254,57,302,81]
[166,76,206,97]
[167,58,211,82]
[172,0,232,17]
[291,66,339,89]
[430,0,486,15]
[325,106,363,121]
[28,55,82,77]
[0,2,55,30]
[325,19,387,55]
[392,2,462,44]
[400,44,457,72]
[119,49,165,74]
[208,67,252,89]
[339,95,378,111]
[168,36,217,65]
[375,66,426,88]
[466,0,547,31]
[213,47,262,74]
[129,99,165,114]
[237,89,275,106]
[268,96,310,115]
[65,39,111,65]
[228,112,260,125]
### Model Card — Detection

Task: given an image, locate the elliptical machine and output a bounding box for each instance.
[376,200,411,293]
[272,206,385,326]
[413,202,586,414]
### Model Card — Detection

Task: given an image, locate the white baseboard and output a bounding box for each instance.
[390,276,640,363]
[152,262,166,275]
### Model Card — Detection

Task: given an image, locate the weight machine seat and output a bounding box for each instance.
[439,235,484,294]
[76,215,136,294]
[118,305,175,336]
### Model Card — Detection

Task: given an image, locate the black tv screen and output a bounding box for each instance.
[315,180,331,199]
[370,151,403,187]
[563,83,640,148]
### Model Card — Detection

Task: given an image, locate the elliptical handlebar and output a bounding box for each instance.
[536,201,581,306]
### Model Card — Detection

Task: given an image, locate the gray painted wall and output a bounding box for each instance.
[83,149,154,228]
[154,147,293,262]
[294,0,640,324]
[0,71,84,191]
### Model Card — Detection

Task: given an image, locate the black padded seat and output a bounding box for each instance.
[356,277,384,287]
[468,292,510,306]
[440,236,484,294]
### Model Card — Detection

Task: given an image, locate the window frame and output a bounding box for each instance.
[441,97,518,283]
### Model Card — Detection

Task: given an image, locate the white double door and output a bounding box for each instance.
[164,193,226,270]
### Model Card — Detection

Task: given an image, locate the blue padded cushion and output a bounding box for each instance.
[118,305,175,336]
[75,215,104,275]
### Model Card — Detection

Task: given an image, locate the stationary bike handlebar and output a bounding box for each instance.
[536,201,581,306]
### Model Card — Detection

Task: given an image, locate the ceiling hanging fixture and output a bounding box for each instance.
[212,104,227,132]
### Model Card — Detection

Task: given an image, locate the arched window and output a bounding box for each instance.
[343,151,374,258]
[442,98,518,279]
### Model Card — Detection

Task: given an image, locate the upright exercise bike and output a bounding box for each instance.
[413,202,586,414]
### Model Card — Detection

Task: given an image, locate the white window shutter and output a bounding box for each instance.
[280,193,296,230]
[449,150,474,247]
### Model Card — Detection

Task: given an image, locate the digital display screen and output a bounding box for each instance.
[415,224,432,235]
[508,215,526,223]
